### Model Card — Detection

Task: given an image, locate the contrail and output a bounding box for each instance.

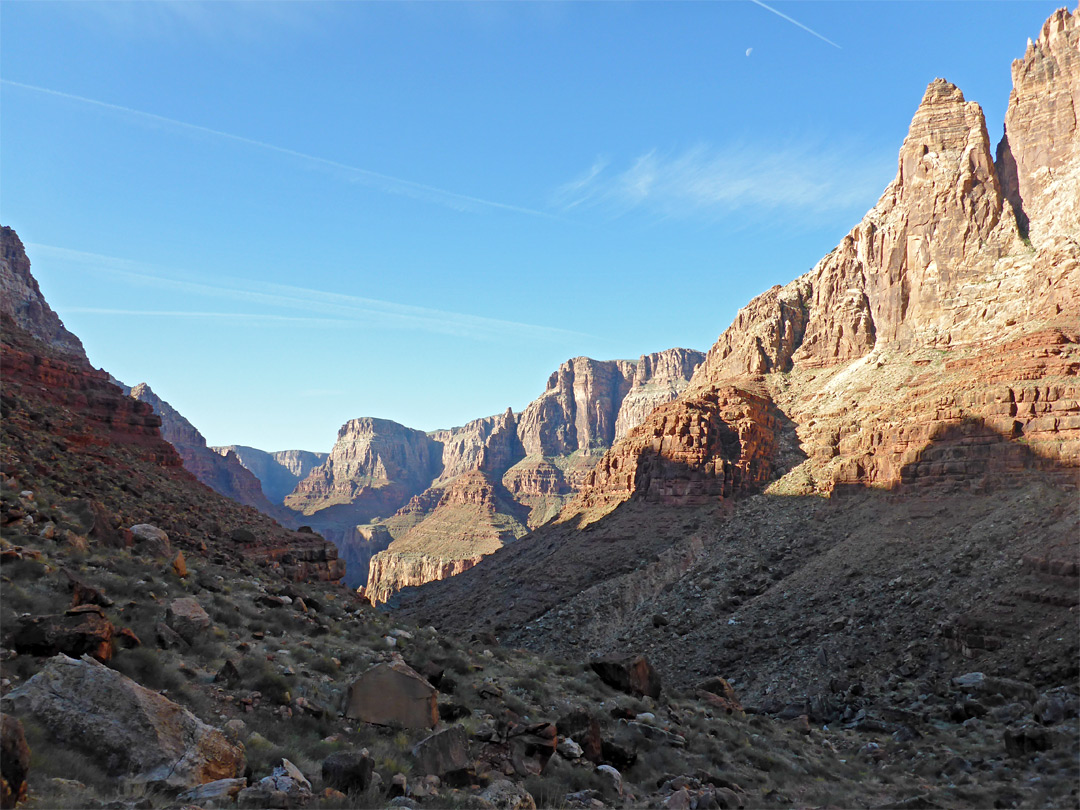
[1,79,557,219]
[31,243,594,343]
[748,0,841,49]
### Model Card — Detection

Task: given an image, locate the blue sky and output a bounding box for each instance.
[1,1,1061,452]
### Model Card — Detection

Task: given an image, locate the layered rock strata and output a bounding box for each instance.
[998,7,1080,241]
[582,385,781,509]
[129,384,291,523]
[285,418,441,528]
[0,228,345,584]
[0,226,87,362]
[577,45,1079,509]
[295,349,703,593]
[211,446,327,505]
[365,470,528,605]
[614,348,706,440]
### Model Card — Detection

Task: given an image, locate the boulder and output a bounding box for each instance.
[696,676,740,708]
[589,654,661,699]
[1004,725,1055,757]
[166,597,210,644]
[67,500,127,548]
[556,709,602,764]
[345,660,439,728]
[214,659,242,688]
[1,713,30,809]
[237,759,311,808]
[508,722,557,776]
[321,749,375,794]
[557,738,583,759]
[178,777,247,804]
[412,725,470,776]
[479,779,537,810]
[129,524,171,557]
[597,764,623,797]
[154,621,188,650]
[6,605,114,662]
[0,654,244,789]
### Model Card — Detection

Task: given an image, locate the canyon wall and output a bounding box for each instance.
[212,445,328,505]
[1,226,87,362]
[364,470,528,605]
[359,348,703,601]
[285,417,441,526]
[397,9,1080,653]
[575,17,1080,510]
[0,230,345,583]
[129,383,293,523]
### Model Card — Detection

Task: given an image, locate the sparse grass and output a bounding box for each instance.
[109,646,185,692]
[22,718,117,795]
[238,656,291,704]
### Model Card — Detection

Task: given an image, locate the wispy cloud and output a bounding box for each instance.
[1,79,554,219]
[31,244,592,344]
[553,141,892,220]
[62,308,359,328]
[748,0,841,50]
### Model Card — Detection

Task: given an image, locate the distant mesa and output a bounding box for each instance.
[284,348,706,597]
[211,445,328,505]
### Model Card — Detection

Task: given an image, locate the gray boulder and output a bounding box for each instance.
[0,654,243,789]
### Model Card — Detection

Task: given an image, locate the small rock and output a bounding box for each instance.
[172,551,188,578]
[129,524,170,557]
[597,764,623,797]
[154,621,188,650]
[664,789,692,810]
[223,719,247,742]
[1034,696,1066,726]
[178,777,247,804]
[165,597,210,644]
[389,773,407,798]
[479,779,537,810]
[1,713,30,808]
[1004,725,1054,757]
[115,628,141,649]
[215,660,242,689]
[951,672,985,690]
[557,737,583,759]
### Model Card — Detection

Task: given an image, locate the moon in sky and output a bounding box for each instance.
[746,47,753,57]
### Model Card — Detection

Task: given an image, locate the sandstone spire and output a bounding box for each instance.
[997,5,1079,242]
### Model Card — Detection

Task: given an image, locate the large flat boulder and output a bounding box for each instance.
[0,654,244,789]
[6,605,114,662]
[345,660,438,729]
